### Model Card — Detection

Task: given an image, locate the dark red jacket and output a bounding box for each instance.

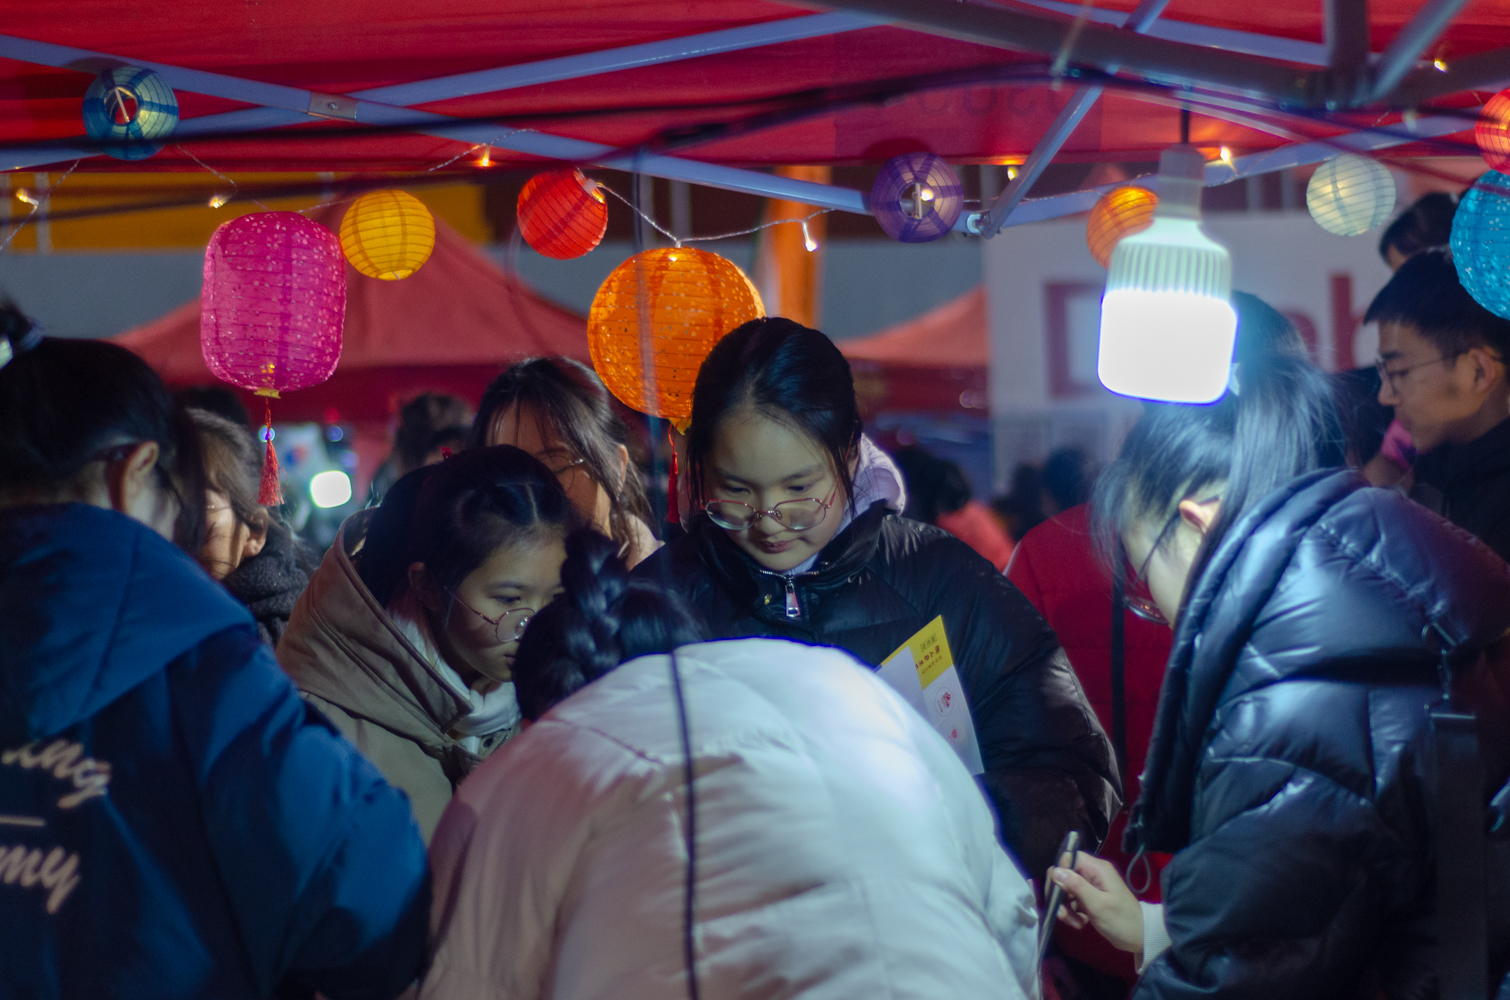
[1007,504,1172,980]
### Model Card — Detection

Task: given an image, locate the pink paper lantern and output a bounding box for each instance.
[201,211,346,396]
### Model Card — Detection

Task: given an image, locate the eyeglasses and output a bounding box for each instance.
[444,589,536,645]
[547,457,586,478]
[1122,496,1220,628]
[703,485,838,532]
[1124,592,1168,626]
[1375,353,1460,393]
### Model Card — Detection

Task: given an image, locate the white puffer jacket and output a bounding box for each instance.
[421,638,1041,1000]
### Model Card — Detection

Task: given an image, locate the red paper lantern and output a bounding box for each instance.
[1477,89,1510,175]
[201,211,347,503]
[518,168,608,259]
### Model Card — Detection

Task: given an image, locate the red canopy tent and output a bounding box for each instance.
[841,286,988,414]
[113,207,589,427]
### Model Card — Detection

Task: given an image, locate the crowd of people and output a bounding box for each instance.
[4,192,1510,999]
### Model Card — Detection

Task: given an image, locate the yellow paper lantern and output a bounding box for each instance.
[340,190,436,280]
[1087,186,1158,268]
[587,247,765,427]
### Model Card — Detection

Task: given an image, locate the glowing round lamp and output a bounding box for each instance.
[870,153,963,243]
[202,212,347,503]
[1306,155,1395,236]
[81,66,179,161]
[339,190,435,280]
[518,169,608,259]
[1476,89,1510,175]
[1098,145,1236,404]
[1450,170,1510,320]
[310,470,353,508]
[1087,187,1158,268]
[587,247,764,426]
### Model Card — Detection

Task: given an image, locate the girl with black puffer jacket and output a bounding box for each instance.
[633,316,1119,879]
[1048,339,1510,997]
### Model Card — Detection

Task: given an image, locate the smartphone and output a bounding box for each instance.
[1036,830,1082,964]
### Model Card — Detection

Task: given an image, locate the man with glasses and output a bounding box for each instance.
[1365,247,1510,559]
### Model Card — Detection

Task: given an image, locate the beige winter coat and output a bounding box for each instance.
[277,510,515,840]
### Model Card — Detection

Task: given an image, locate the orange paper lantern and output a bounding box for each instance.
[340,189,435,280]
[587,247,764,427]
[518,168,608,259]
[1087,187,1159,268]
[1477,89,1510,175]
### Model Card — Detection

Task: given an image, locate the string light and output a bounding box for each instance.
[14,189,37,206]
[207,193,231,208]
[476,147,492,168]
[1007,167,1018,180]
[1434,59,1449,72]
[1220,146,1234,164]
[802,219,819,252]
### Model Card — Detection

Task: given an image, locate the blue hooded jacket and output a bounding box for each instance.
[0,504,430,1000]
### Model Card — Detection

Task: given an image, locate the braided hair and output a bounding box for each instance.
[513,529,705,720]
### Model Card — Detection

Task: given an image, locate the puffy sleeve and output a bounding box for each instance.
[1133,760,1397,1000]
[168,627,430,1000]
[924,532,1120,877]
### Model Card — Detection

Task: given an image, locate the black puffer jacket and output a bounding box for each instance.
[636,502,1120,877]
[1127,469,1510,999]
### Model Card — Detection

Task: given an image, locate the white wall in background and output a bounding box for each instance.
[983,211,1396,487]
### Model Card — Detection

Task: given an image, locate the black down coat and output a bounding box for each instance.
[636,502,1120,877]
[1127,469,1510,999]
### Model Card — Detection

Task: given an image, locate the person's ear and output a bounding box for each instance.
[614,443,630,490]
[104,441,166,526]
[407,561,443,611]
[241,507,270,560]
[1177,497,1221,537]
[1465,347,1505,395]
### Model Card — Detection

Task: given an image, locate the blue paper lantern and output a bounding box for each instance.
[1450,170,1510,320]
[869,152,963,243]
[81,66,179,161]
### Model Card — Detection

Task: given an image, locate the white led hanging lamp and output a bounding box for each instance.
[1097,144,1236,404]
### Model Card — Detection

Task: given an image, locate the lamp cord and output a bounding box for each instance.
[669,649,701,1000]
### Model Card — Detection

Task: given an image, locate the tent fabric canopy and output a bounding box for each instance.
[0,0,1502,174]
[840,285,987,368]
[114,207,587,424]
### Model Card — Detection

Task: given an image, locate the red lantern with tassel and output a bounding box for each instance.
[200,211,347,504]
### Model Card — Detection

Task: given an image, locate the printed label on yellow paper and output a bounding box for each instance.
[877,616,984,775]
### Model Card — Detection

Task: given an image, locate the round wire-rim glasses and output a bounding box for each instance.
[445,589,536,645]
[703,486,838,532]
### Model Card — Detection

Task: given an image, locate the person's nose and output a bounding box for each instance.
[1377,374,1400,407]
[750,510,785,537]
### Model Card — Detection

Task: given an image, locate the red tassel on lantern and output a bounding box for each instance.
[666,427,680,525]
[259,396,283,507]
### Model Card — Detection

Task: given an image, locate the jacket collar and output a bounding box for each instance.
[279,509,472,747]
[1128,469,1510,853]
[1414,415,1510,494]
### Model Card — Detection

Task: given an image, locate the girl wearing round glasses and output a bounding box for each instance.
[635,317,1119,878]
[280,445,577,840]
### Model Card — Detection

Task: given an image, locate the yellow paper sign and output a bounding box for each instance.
[894,615,954,689]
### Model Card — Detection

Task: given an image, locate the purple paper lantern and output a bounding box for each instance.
[870,152,964,243]
[201,211,346,396]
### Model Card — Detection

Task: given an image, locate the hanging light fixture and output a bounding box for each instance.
[1097,145,1236,403]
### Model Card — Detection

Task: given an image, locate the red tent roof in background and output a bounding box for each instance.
[114,208,587,424]
[0,1,1502,172]
[840,286,986,369]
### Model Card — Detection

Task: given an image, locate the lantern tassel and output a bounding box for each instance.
[259,399,283,507]
[666,426,680,526]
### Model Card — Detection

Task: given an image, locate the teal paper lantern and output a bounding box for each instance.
[1450,170,1510,320]
[81,66,179,161]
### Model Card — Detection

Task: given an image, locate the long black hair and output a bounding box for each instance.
[687,317,862,510]
[470,357,653,556]
[358,445,578,609]
[513,529,705,720]
[1091,293,1346,608]
[0,303,206,551]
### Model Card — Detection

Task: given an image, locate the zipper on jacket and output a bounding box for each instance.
[783,577,801,620]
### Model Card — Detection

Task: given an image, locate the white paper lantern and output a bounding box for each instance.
[1306,155,1395,236]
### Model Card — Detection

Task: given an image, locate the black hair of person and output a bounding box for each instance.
[0,304,206,552]
[512,528,706,721]
[1364,246,1510,359]
[186,408,263,530]
[1042,447,1091,512]
[174,385,251,428]
[469,357,653,556]
[687,317,863,511]
[892,446,970,524]
[358,445,579,609]
[1090,293,1346,610]
[1377,191,1458,263]
[394,392,471,475]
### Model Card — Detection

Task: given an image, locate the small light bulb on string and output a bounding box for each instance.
[1434,58,1449,72]
[1007,167,1019,180]
[476,147,492,169]
[14,189,38,206]
[802,219,819,252]
[207,193,230,208]
[1220,146,1233,164]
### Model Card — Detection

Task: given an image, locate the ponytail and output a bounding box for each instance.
[514,529,705,720]
[1091,294,1347,602]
